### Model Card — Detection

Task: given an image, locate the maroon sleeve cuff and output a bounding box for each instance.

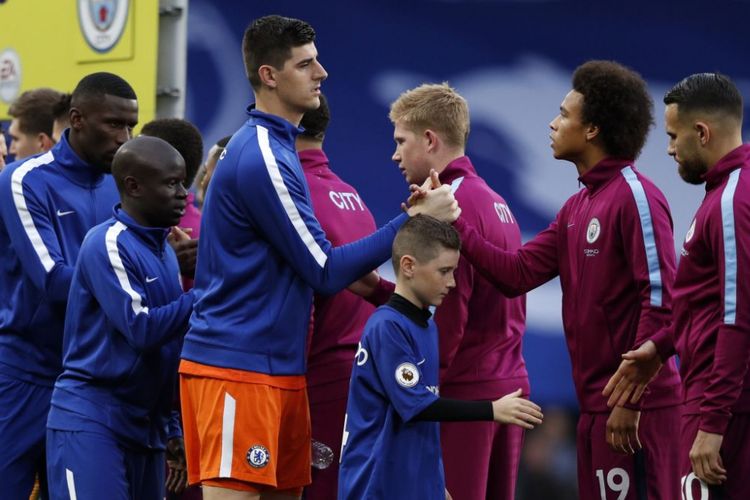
[649,328,675,361]
[366,277,395,306]
[699,413,731,436]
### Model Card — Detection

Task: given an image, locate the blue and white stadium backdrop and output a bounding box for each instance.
[185,0,750,407]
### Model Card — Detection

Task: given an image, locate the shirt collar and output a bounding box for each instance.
[704,144,750,190]
[51,129,109,187]
[438,156,476,184]
[387,293,432,328]
[298,148,329,172]
[113,205,171,254]
[579,157,635,192]
[246,105,303,148]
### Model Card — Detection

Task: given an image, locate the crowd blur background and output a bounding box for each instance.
[2,1,749,496]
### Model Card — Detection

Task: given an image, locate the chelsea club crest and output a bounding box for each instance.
[78,0,130,53]
[246,445,270,468]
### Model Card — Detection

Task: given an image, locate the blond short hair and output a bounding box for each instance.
[388,83,470,148]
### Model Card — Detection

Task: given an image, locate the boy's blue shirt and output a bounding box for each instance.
[339,294,443,499]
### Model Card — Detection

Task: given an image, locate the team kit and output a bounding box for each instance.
[0,14,748,500]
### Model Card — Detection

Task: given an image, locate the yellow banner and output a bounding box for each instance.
[0,0,159,128]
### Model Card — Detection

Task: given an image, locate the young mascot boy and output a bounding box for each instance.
[338,215,543,500]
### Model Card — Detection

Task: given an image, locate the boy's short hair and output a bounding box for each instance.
[8,88,64,137]
[572,60,653,160]
[664,72,743,123]
[392,215,461,274]
[242,15,316,91]
[389,83,470,149]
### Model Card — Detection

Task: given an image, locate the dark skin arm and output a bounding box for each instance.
[168,226,198,278]
[165,437,188,494]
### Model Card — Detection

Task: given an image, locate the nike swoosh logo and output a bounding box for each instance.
[567,223,575,228]
[145,276,159,283]
[417,358,426,366]
[56,210,75,217]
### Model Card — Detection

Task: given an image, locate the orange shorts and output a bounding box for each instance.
[179,360,312,492]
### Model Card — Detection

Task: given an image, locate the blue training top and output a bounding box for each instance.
[181,107,406,376]
[339,294,443,500]
[0,131,119,385]
[47,207,194,449]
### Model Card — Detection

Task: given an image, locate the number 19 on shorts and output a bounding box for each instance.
[596,468,630,500]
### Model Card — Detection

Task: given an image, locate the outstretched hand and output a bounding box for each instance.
[492,388,543,429]
[603,340,663,407]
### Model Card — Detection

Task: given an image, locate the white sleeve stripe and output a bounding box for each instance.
[621,167,663,307]
[105,222,149,315]
[720,169,740,325]
[65,468,78,500]
[10,151,57,272]
[256,125,328,268]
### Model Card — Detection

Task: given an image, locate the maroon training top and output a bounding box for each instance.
[454,157,682,412]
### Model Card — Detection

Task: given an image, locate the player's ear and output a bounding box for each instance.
[69,107,84,131]
[123,176,140,198]
[400,254,416,279]
[258,64,278,89]
[585,123,600,142]
[695,121,710,146]
[424,129,439,152]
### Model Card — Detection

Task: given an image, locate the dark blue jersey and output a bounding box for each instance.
[181,107,406,376]
[339,294,443,499]
[0,131,119,384]
[47,207,193,449]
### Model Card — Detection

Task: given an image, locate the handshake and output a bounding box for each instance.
[403,170,462,223]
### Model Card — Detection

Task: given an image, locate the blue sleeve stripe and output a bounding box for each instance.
[720,169,740,325]
[256,125,328,268]
[621,167,663,307]
[10,151,57,272]
[105,222,149,315]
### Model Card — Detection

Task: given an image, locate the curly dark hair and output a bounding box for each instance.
[242,15,316,91]
[141,118,204,187]
[572,61,654,159]
[300,93,330,141]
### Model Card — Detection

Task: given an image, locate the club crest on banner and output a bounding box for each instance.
[0,48,21,103]
[78,0,130,53]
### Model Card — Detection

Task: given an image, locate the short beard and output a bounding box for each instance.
[678,160,707,185]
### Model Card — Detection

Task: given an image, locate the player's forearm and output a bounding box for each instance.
[412,397,493,422]
[453,218,554,296]
[45,263,74,303]
[119,291,195,352]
